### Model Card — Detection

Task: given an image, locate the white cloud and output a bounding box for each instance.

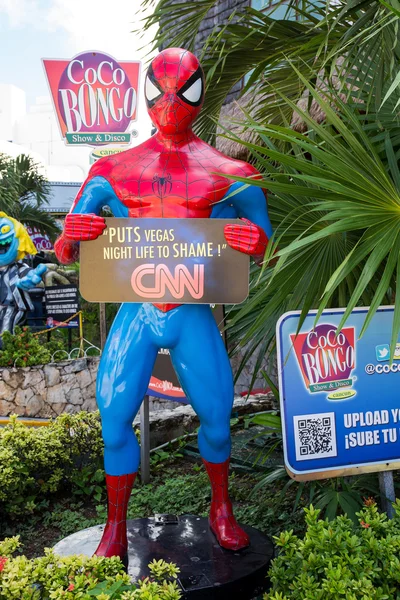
[0,0,157,119]
[46,0,157,62]
[0,0,43,28]
[0,0,157,61]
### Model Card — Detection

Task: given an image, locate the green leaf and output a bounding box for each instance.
[250,412,282,431]
[261,370,280,400]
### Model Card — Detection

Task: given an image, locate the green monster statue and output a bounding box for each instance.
[0,212,47,346]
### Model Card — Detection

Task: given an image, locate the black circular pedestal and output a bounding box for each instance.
[53,515,274,599]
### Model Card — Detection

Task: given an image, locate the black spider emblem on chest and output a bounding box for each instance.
[152,173,173,198]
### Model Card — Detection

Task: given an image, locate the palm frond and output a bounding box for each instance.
[141,0,219,52]
[0,153,58,240]
[143,0,400,142]
[226,79,400,359]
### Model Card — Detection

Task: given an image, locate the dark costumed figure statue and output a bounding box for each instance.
[55,48,273,560]
[0,212,47,346]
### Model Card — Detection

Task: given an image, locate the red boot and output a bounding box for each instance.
[94,473,136,559]
[203,458,250,551]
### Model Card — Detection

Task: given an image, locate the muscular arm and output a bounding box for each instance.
[213,174,272,264]
[54,176,125,264]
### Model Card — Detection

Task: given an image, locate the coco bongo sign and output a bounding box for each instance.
[43,51,140,146]
[278,307,400,480]
[291,323,356,396]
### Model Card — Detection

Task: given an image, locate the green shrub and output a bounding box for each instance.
[266,499,400,599]
[41,503,100,538]
[127,472,211,519]
[0,327,64,367]
[126,471,255,521]
[0,413,104,516]
[0,537,181,599]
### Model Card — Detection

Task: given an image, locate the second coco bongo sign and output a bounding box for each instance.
[277,305,400,518]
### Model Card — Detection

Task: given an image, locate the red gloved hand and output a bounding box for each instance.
[224,218,268,263]
[54,213,106,264]
[64,213,106,242]
[54,235,80,264]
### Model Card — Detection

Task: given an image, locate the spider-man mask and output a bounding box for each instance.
[145,48,205,136]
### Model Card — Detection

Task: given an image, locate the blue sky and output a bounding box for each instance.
[0,11,69,105]
[0,0,155,108]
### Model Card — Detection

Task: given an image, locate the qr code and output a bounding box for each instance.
[293,412,337,461]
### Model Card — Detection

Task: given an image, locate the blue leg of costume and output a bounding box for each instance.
[170,305,249,550]
[170,304,233,463]
[98,303,233,470]
[96,303,158,475]
[96,303,249,553]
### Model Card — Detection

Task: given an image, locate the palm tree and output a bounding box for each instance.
[0,153,59,240]
[143,0,400,372]
[227,81,400,368]
[143,0,400,141]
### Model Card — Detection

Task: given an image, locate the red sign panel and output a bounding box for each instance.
[42,51,140,146]
[26,226,53,252]
[290,324,356,394]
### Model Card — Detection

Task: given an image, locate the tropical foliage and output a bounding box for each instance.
[227,81,400,370]
[0,536,181,600]
[143,0,400,140]
[266,501,400,599]
[0,153,58,239]
[248,411,379,522]
[0,327,65,367]
[0,412,104,516]
[143,0,400,372]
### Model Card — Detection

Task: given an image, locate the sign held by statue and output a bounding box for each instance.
[80,218,249,304]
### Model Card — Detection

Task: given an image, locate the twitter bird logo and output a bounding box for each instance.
[376,344,390,361]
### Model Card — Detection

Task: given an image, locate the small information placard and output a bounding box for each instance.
[44,285,79,328]
[80,218,249,304]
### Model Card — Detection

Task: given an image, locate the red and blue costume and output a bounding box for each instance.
[55,48,272,560]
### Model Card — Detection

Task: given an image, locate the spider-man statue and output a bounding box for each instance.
[55,48,273,560]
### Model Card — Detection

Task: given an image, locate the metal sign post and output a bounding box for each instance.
[140,396,150,484]
[379,471,396,518]
[99,303,107,351]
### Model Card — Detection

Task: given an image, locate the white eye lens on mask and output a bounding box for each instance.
[181,77,202,103]
[145,77,162,102]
